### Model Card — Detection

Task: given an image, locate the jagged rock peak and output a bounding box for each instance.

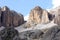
[0,6,24,27]
[1,6,9,11]
[33,6,42,11]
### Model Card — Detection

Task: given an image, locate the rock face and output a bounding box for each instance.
[50,6,60,25]
[54,15,60,25]
[0,6,24,27]
[54,8,60,25]
[19,29,43,40]
[28,6,52,24]
[0,8,1,27]
[41,25,60,40]
[26,6,54,28]
[0,27,20,40]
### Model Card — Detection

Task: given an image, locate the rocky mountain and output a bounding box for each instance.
[50,6,60,25]
[24,6,54,28]
[0,6,60,40]
[28,6,49,24]
[0,6,24,27]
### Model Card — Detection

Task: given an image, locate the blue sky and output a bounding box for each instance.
[0,0,53,16]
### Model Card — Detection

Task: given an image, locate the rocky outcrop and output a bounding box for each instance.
[50,6,60,25]
[28,6,53,24]
[54,8,60,25]
[54,15,60,25]
[25,6,54,28]
[11,11,24,27]
[0,6,24,27]
[0,27,20,40]
[19,29,43,40]
[41,25,60,40]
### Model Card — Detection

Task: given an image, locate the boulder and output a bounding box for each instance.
[41,25,60,40]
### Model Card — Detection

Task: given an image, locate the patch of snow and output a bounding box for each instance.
[0,26,5,31]
[15,21,57,33]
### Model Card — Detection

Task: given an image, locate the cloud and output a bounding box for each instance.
[47,0,60,11]
[24,14,29,21]
[52,0,60,8]
[46,9,51,12]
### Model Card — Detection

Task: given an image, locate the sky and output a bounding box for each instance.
[0,0,60,20]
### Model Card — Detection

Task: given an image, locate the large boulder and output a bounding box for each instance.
[0,6,24,27]
[41,25,60,40]
[0,27,20,40]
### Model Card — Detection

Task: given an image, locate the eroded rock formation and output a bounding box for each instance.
[0,6,24,27]
[28,6,53,24]
[24,6,54,28]
[50,6,60,25]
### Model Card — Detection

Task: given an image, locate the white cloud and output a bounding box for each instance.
[47,0,60,11]
[52,0,60,8]
[24,14,29,21]
[46,9,50,11]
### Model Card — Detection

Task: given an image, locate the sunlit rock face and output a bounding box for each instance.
[0,6,24,27]
[25,6,54,28]
[28,6,54,24]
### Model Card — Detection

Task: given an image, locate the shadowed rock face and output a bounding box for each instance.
[0,6,24,27]
[48,13,55,21]
[0,27,20,40]
[41,26,60,40]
